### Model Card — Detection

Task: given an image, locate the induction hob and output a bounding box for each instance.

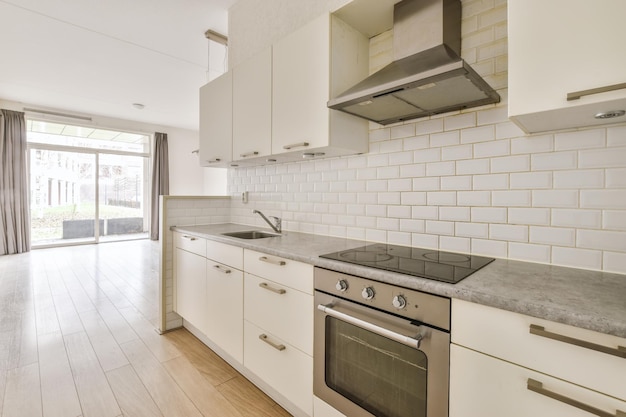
[319,243,495,284]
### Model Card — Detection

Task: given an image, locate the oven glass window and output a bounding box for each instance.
[325,317,427,417]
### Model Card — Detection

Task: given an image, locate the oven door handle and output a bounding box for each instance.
[317,303,423,349]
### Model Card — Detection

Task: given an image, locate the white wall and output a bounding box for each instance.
[226,0,626,274]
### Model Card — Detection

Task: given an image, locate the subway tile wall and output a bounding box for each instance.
[228,0,626,275]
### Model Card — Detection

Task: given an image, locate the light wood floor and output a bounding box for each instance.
[0,240,291,417]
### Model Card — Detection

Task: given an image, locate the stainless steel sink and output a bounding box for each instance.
[221,230,281,239]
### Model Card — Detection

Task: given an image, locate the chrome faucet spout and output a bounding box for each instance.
[253,210,282,233]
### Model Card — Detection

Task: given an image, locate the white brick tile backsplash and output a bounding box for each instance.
[426,220,455,235]
[390,124,416,139]
[388,205,411,219]
[377,217,399,231]
[472,238,508,257]
[579,147,626,168]
[368,154,389,167]
[404,135,430,150]
[495,121,526,140]
[413,177,440,191]
[442,144,473,161]
[439,207,471,221]
[462,125,496,144]
[490,224,528,242]
[532,190,579,208]
[401,191,427,205]
[440,236,471,253]
[412,206,439,220]
[555,129,605,150]
[552,247,603,270]
[441,175,472,190]
[606,168,626,188]
[510,172,552,189]
[577,229,626,252]
[388,231,412,246]
[427,191,457,206]
[415,118,444,135]
[471,207,508,223]
[477,106,508,125]
[458,191,491,206]
[473,173,509,190]
[400,163,426,178]
[456,222,489,238]
[411,233,439,249]
[370,128,390,142]
[580,190,626,209]
[366,179,387,192]
[388,150,414,166]
[552,209,601,229]
[379,140,404,155]
[511,135,554,155]
[553,170,604,189]
[490,155,530,173]
[530,226,576,247]
[377,166,400,179]
[509,242,551,263]
[607,125,626,147]
[603,210,626,231]
[531,151,577,171]
[603,251,626,274]
[492,190,531,207]
[378,192,401,205]
[509,208,550,225]
[431,131,460,147]
[414,148,441,163]
[388,178,412,192]
[399,219,425,233]
[474,139,510,158]
[426,161,456,176]
[444,113,476,130]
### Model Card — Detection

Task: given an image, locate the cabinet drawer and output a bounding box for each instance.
[244,249,313,294]
[244,320,313,416]
[206,240,243,270]
[174,232,206,257]
[452,299,626,401]
[244,273,313,355]
[450,344,626,417]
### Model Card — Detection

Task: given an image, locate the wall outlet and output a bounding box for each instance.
[242,191,249,203]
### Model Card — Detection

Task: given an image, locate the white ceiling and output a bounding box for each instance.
[0,0,236,131]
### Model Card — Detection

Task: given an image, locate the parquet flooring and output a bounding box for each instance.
[0,240,291,417]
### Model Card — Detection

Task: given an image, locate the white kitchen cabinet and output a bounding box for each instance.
[205,241,244,363]
[198,71,232,167]
[508,0,626,133]
[450,299,626,417]
[271,13,369,158]
[232,47,272,162]
[173,233,207,332]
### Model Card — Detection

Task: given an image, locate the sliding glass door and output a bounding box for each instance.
[27,120,150,248]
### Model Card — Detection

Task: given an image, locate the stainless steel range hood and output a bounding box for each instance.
[328,0,500,125]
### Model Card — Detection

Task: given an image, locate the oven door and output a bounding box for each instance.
[314,290,450,417]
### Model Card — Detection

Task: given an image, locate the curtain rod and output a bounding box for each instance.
[23,107,93,121]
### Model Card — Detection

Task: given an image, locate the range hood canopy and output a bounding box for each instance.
[328,0,500,125]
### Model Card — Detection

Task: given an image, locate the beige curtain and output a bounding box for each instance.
[0,109,30,254]
[150,132,169,240]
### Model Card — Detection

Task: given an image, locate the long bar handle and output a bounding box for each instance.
[529,324,626,359]
[259,282,286,295]
[259,334,286,351]
[206,158,222,164]
[182,235,197,241]
[318,304,423,349]
[527,379,626,417]
[213,265,231,274]
[282,141,309,150]
[567,82,626,101]
[239,151,259,158]
[259,256,286,266]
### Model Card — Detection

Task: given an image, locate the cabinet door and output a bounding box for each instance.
[508,0,626,133]
[206,260,243,363]
[175,248,207,331]
[233,48,272,161]
[272,13,330,154]
[244,320,313,416]
[314,397,346,417]
[199,71,233,166]
[450,344,626,417]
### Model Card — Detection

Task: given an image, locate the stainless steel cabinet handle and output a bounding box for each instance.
[529,324,626,359]
[527,379,626,417]
[213,265,231,274]
[258,256,286,266]
[182,235,197,241]
[567,82,626,101]
[259,334,286,351]
[206,158,222,164]
[318,303,423,349]
[282,141,309,150]
[259,282,286,294]
[239,151,259,158]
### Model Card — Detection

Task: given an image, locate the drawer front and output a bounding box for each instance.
[206,239,243,270]
[244,273,313,355]
[174,231,206,257]
[244,320,313,416]
[452,299,626,400]
[244,249,313,294]
[450,344,626,417]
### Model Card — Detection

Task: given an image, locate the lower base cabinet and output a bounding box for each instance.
[450,344,626,417]
[244,320,313,415]
[175,247,207,332]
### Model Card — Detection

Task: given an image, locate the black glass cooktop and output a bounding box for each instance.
[319,243,495,284]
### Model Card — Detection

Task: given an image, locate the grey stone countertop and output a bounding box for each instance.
[171,223,626,338]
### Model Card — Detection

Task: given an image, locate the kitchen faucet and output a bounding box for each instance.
[253,210,282,234]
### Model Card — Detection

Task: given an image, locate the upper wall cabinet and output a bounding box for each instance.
[199,72,232,167]
[232,48,272,162]
[272,13,369,159]
[508,0,626,134]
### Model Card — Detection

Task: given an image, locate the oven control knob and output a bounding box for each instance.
[335,280,348,292]
[361,287,375,300]
[392,295,407,309]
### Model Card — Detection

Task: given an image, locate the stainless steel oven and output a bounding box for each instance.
[314,267,451,417]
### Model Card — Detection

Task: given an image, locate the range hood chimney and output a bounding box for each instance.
[328,0,500,125]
